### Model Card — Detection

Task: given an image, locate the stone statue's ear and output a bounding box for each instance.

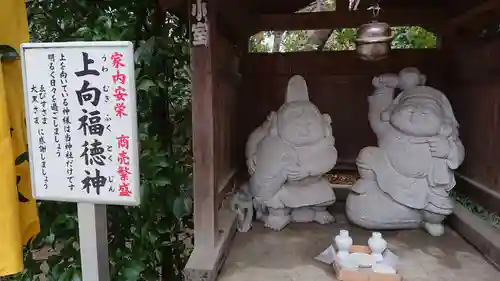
[323,114,332,138]
[420,74,427,85]
[381,108,392,122]
[440,123,453,137]
[372,76,381,87]
[269,113,279,136]
[267,111,277,121]
[323,113,332,125]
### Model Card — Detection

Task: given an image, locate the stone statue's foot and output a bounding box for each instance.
[291,208,315,222]
[265,215,291,231]
[423,222,445,236]
[314,210,335,224]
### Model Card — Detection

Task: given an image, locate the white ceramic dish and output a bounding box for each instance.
[349,252,375,268]
[339,255,360,270]
[372,264,396,274]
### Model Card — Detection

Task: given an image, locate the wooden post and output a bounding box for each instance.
[337,0,349,11]
[78,203,110,281]
[184,2,238,281]
[189,0,218,252]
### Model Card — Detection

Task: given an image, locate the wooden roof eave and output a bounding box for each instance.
[157,0,315,16]
[159,0,500,46]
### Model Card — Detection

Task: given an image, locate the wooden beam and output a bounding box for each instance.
[246,0,313,14]
[184,209,237,281]
[455,173,500,215]
[217,0,251,50]
[242,49,442,76]
[448,0,500,28]
[189,0,218,251]
[251,8,449,32]
[448,203,500,270]
[336,0,349,11]
[158,0,185,11]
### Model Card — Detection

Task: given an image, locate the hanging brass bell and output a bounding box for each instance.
[355,21,394,61]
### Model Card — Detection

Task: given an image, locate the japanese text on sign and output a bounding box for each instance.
[21,42,140,206]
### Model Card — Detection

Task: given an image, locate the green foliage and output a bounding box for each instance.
[249,32,271,53]
[451,190,500,230]
[325,28,356,51]
[12,1,193,281]
[280,31,309,52]
[250,26,436,52]
[391,26,436,49]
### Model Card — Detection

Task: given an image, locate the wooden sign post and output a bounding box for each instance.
[20,41,140,281]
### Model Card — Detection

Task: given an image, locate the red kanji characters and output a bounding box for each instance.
[111,52,125,69]
[113,85,128,101]
[118,150,130,165]
[116,135,129,149]
[110,52,133,197]
[114,103,127,118]
[117,165,131,182]
[112,71,126,85]
[119,182,132,197]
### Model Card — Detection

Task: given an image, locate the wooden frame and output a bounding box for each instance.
[448,202,500,270]
[155,0,500,280]
[217,0,251,49]
[447,0,500,28]
[242,49,442,76]
[251,8,448,32]
[189,0,219,252]
[455,173,500,215]
[184,1,241,280]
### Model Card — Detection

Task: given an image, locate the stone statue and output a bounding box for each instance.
[346,67,465,236]
[231,75,338,231]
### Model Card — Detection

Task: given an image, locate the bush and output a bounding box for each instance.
[13,1,193,280]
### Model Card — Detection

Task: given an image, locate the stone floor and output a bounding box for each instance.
[218,215,499,281]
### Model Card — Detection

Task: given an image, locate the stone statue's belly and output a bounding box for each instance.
[295,141,334,175]
[381,137,432,178]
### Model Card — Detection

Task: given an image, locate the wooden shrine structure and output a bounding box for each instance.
[158,0,500,280]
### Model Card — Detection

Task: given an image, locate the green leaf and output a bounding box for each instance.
[157,218,172,234]
[152,177,171,186]
[173,196,193,218]
[57,267,73,281]
[71,269,82,281]
[182,196,193,215]
[121,261,144,281]
[50,263,64,280]
[152,155,169,167]
[21,272,32,281]
[137,79,156,91]
[157,80,166,89]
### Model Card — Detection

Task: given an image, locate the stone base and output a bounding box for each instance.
[448,200,500,270]
[218,214,499,281]
[183,209,237,281]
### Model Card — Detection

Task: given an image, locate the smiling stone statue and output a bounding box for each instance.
[231,75,338,232]
[346,67,465,236]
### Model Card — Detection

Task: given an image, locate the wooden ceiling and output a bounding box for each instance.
[160,0,473,15]
[244,0,444,14]
[160,0,500,45]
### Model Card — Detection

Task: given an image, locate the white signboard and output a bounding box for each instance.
[21,42,140,206]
